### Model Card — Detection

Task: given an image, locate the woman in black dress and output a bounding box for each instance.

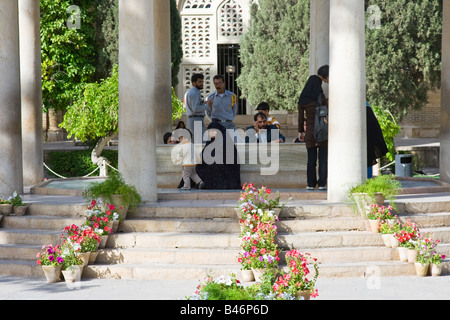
[178,121,241,189]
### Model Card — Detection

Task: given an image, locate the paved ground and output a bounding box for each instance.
[1,275,450,300]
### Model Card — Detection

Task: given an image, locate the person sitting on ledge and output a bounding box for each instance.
[245,112,285,143]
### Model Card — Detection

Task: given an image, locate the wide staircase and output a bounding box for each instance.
[1,189,449,281]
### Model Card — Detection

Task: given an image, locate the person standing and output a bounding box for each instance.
[184,73,212,142]
[206,75,238,130]
[298,65,329,191]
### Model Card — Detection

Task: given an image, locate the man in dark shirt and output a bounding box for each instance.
[298,65,329,191]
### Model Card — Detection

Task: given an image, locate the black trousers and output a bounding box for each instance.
[307,145,328,188]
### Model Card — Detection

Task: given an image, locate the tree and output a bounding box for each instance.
[171,0,183,87]
[365,0,442,119]
[236,0,310,111]
[60,66,119,172]
[60,0,184,172]
[40,0,97,111]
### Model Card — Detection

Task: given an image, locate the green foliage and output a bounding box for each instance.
[365,0,442,118]
[8,192,25,207]
[347,175,402,205]
[92,0,119,80]
[237,0,310,111]
[172,87,184,123]
[40,0,97,111]
[60,65,119,144]
[45,150,118,178]
[82,172,142,208]
[170,0,183,87]
[371,105,401,162]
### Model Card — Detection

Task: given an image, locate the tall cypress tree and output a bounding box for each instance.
[365,0,442,118]
[237,0,310,111]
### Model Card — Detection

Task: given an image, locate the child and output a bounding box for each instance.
[171,129,205,190]
[255,102,281,129]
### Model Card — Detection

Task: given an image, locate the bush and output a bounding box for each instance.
[45,150,118,178]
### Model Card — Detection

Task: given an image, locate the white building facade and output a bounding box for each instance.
[176,0,253,114]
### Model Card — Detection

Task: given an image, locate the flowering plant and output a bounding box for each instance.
[60,242,84,270]
[415,233,440,264]
[238,205,279,270]
[430,252,446,266]
[238,226,280,270]
[237,183,283,218]
[7,191,26,207]
[0,198,11,205]
[84,199,119,235]
[393,219,420,249]
[379,220,401,235]
[61,224,101,253]
[366,204,394,221]
[36,244,64,267]
[272,250,319,299]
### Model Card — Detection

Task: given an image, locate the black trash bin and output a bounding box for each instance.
[395,154,413,177]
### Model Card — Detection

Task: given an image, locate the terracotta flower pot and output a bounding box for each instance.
[415,262,429,277]
[241,269,255,282]
[369,219,380,233]
[0,204,13,216]
[398,247,408,262]
[431,264,442,276]
[295,290,311,300]
[13,204,29,216]
[407,249,418,264]
[42,265,62,283]
[381,234,392,247]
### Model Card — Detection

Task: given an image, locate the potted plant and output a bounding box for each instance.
[60,242,84,283]
[8,191,29,216]
[347,175,402,214]
[415,251,431,277]
[36,244,64,283]
[272,250,319,300]
[83,200,119,248]
[379,221,400,247]
[236,183,288,219]
[0,198,13,215]
[366,204,395,233]
[430,252,446,276]
[394,220,420,262]
[82,172,142,220]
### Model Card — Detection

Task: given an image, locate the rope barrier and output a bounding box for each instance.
[43,162,117,179]
[43,162,68,179]
[105,162,119,172]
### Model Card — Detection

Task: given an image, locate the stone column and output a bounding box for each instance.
[19,0,44,186]
[309,0,330,94]
[0,0,23,196]
[118,0,159,202]
[441,1,450,183]
[328,0,366,203]
[154,0,173,145]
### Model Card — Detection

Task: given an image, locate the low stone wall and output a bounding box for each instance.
[157,143,307,188]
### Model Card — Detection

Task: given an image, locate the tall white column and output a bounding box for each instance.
[310,0,330,95]
[441,1,450,183]
[0,0,23,196]
[118,0,159,202]
[328,0,366,203]
[19,0,44,186]
[154,0,173,144]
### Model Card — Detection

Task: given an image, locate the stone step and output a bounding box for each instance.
[0,258,427,280]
